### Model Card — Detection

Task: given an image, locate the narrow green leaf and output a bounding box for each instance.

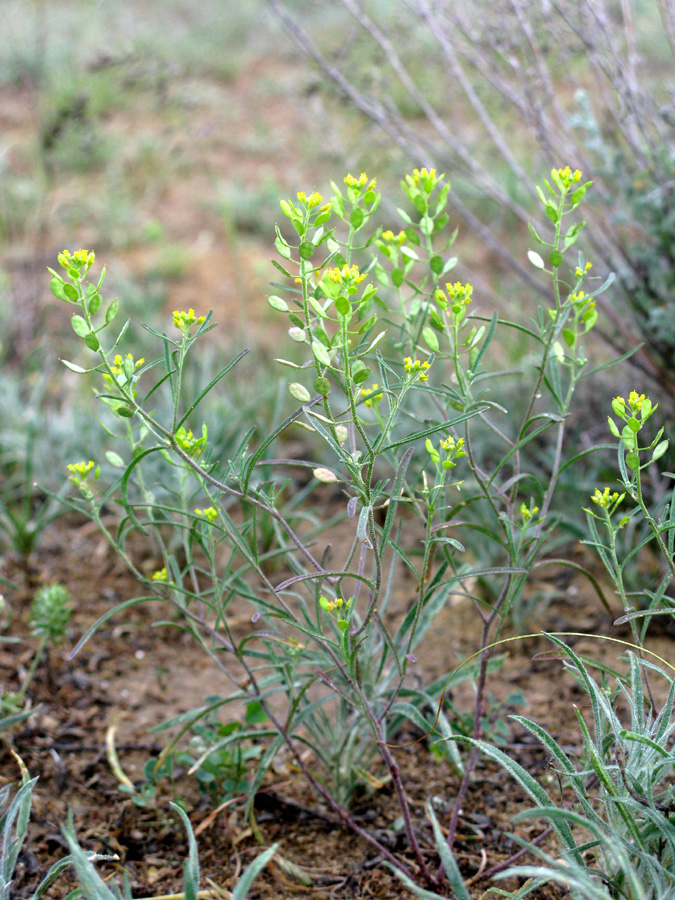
[177,349,248,428]
[230,845,278,900]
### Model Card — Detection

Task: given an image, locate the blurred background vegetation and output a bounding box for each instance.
[1,0,673,579]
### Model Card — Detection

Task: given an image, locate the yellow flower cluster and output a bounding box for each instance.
[613,391,648,417]
[570,292,596,321]
[151,567,175,585]
[322,595,346,612]
[326,264,366,286]
[361,383,383,408]
[67,460,95,478]
[67,460,98,493]
[344,172,376,190]
[381,230,407,245]
[410,167,436,185]
[110,353,144,376]
[628,390,646,411]
[591,487,621,510]
[520,502,540,523]
[173,308,206,331]
[446,281,473,305]
[608,391,655,442]
[404,357,431,381]
[426,432,465,472]
[557,166,582,188]
[575,262,593,278]
[58,248,94,270]
[440,435,464,454]
[296,191,324,209]
[195,506,218,522]
[176,429,199,452]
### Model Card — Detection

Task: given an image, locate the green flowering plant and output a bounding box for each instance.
[50,162,620,892]
[583,390,674,649]
[406,392,675,899]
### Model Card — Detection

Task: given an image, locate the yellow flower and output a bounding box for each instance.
[440,435,464,453]
[173,308,206,331]
[195,507,218,522]
[404,357,432,382]
[297,191,323,209]
[556,166,582,188]
[591,487,621,510]
[629,390,646,411]
[344,172,374,189]
[410,167,437,186]
[520,502,540,523]
[320,594,348,614]
[58,249,95,271]
[152,567,175,585]
[177,429,194,448]
[67,460,95,478]
[611,390,654,422]
[446,281,473,305]
[175,424,208,458]
[381,230,407,245]
[326,264,366,287]
[361,383,383,408]
[104,352,145,386]
[67,460,98,493]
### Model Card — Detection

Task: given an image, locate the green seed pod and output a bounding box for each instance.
[313,377,331,395]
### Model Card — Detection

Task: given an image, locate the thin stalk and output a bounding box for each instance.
[634,464,675,582]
